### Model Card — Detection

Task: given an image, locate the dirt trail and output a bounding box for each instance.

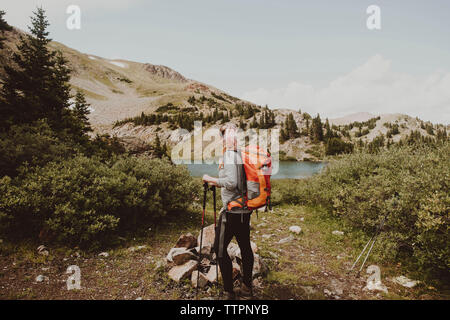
[0,204,445,300]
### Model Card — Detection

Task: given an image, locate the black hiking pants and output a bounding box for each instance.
[213,210,254,293]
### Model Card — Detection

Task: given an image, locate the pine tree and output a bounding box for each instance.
[324,118,332,141]
[72,91,92,135]
[285,113,299,139]
[0,10,12,49]
[153,135,164,158]
[0,7,72,132]
[310,114,324,142]
[260,111,266,129]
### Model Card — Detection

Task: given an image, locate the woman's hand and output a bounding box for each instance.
[202,174,219,186]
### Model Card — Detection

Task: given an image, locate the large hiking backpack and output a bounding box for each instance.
[227,145,272,212]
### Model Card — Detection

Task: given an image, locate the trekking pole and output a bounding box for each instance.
[212,185,219,286]
[197,182,208,298]
[348,193,399,277]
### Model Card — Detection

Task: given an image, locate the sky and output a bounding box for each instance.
[2,0,449,123]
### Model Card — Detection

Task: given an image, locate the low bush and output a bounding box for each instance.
[275,142,449,282]
[0,120,74,177]
[0,156,200,248]
[325,137,353,155]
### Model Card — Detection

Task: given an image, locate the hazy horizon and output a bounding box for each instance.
[1,0,449,124]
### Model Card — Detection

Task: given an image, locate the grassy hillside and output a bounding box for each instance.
[1,27,447,162]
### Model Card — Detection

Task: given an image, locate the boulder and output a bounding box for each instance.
[206,265,221,283]
[168,260,198,282]
[252,278,263,289]
[227,241,258,260]
[172,249,197,265]
[289,226,302,234]
[197,224,216,248]
[191,270,208,288]
[228,243,241,260]
[252,254,268,277]
[166,247,188,263]
[98,252,109,258]
[232,262,241,279]
[332,230,344,236]
[175,233,197,249]
[251,241,258,253]
[200,258,210,267]
[194,245,211,257]
[277,235,294,244]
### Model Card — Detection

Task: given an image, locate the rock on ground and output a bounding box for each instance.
[253,254,268,277]
[206,265,221,283]
[332,230,344,236]
[172,249,197,265]
[194,245,211,257]
[277,235,294,244]
[232,261,241,279]
[250,241,258,253]
[166,247,188,263]
[168,260,198,282]
[228,243,241,260]
[191,270,208,288]
[175,233,197,249]
[289,226,302,234]
[197,224,216,248]
[35,275,49,283]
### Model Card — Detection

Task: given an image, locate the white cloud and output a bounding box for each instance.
[241,55,450,124]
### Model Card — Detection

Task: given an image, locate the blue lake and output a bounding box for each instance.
[184,161,327,180]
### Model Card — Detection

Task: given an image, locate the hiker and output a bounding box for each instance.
[202,123,254,300]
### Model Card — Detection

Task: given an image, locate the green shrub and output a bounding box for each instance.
[276,142,449,282]
[325,137,353,155]
[0,120,74,177]
[0,156,199,248]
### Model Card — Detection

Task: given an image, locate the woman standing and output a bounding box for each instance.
[202,123,254,300]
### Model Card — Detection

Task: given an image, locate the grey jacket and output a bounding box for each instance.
[217,150,249,213]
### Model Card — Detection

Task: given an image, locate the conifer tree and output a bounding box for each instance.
[0,7,72,132]
[72,91,92,135]
[324,118,332,141]
[0,10,12,49]
[310,114,324,142]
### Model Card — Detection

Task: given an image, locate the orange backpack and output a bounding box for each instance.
[227,145,272,212]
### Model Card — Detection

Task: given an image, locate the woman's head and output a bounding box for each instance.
[220,123,238,150]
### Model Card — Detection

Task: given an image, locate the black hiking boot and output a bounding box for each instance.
[224,291,236,300]
[233,283,253,300]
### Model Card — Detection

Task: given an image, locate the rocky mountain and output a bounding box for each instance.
[1,27,447,161]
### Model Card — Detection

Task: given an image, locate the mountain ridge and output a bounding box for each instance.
[1,26,447,161]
